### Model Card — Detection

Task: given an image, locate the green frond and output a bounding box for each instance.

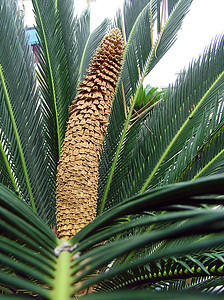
[59,5,110,91]
[75,173,224,244]
[56,0,80,101]
[176,128,224,182]
[114,0,152,40]
[109,34,224,204]
[2,146,224,297]
[177,92,224,181]
[32,0,110,166]
[78,17,111,83]
[32,0,70,158]
[80,291,221,300]
[0,133,17,191]
[72,209,224,293]
[98,0,160,208]
[0,0,56,223]
[184,276,224,294]
[69,174,224,293]
[0,184,57,297]
[98,0,193,211]
[74,8,90,78]
[101,243,224,291]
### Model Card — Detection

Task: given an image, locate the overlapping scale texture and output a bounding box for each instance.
[56,28,124,239]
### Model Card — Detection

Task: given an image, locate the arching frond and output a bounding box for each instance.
[98,0,193,212]
[107,35,224,206]
[70,175,224,294]
[0,184,57,298]
[0,0,55,223]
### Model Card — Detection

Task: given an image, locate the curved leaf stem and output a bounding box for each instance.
[32,0,61,154]
[78,34,91,82]
[0,65,36,212]
[0,139,18,193]
[99,0,175,214]
[177,122,224,182]
[192,148,224,181]
[98,2,152,215]
[140,69,224,193]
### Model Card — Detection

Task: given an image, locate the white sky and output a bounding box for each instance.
[22,0,224,88]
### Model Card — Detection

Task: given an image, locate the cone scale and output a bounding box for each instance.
[56,28,124,239]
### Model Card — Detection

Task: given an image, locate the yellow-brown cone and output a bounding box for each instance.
[56,28,124,239]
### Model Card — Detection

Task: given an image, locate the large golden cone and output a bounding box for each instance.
[56,28,124,239]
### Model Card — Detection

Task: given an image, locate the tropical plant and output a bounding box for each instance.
[1,0,224,299]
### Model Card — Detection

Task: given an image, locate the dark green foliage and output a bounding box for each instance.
[0,0,55,222]
[97,0,194,211]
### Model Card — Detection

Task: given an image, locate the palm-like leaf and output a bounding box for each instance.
[32,0,72,162]
[81,291,220,299]
[98,0,194,211]
[1,174,224,298]
[0,0,55,223]
[0,184,57,298]
[78,15,111,83]
[103,35,224,208]
[71,174,224,293]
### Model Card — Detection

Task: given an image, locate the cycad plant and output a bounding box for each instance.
[1,0,224,299]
